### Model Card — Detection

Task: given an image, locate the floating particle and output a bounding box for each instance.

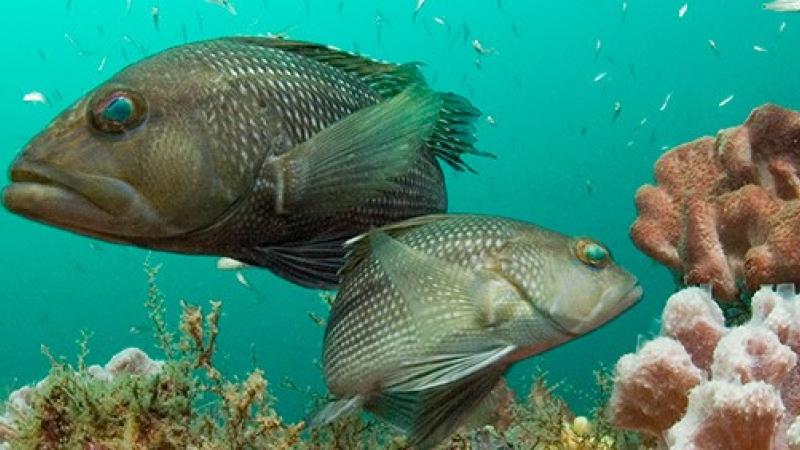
[593,72,607,82]
[753,45,768,52]
[659,92,672,112]
[23,91,47,104]
[764,0,800,12]
[640,117,648,126]
[594,38,602,60]
[678,3,688,18]
[612,101,622,121]
[216,257,249,270]
[626,140,634,147]
[780,21,788,32]
[718,95,734,107]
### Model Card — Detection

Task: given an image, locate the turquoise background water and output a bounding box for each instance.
[1,0,798,422]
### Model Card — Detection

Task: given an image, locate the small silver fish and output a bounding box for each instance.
[764,0,800,12]
[718,94,734,107]
[471,39,496,56]
[708,39,718,54]
[151,6,160,31]
[754,45,768,52]
[413,0,426,19]
[612,101,622,121]
[207,0,237,15]
[593,72,607,82]
[313,215,641,448]
[678,3,688,18]
[23,91,47,104]
[659,92,672,112]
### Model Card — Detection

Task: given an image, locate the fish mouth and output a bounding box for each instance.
[562,277,643,336]
[2,160,146,240]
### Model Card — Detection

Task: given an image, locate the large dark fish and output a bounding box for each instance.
[314,214,641,448]
[2,38,484,288]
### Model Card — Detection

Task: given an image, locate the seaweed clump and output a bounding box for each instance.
[0,266,655,450]
[0,259,303,450]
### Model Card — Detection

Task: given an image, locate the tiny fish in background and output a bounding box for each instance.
[612,101,622,121]
[718,94,734,107]
[593,72,607,82]
[594,38,602,60]
[764,0,800,12]
[754,45,768,52]
[23,91,47,104]
[313,215,641,448]
[707,39,718,54]
[659,92,672,112]
[472,39,496,56]
[413,0,426,20]
[2,38,485,290]
[678,3,688,18]
[151,6,160,31]
[207,0,236,15]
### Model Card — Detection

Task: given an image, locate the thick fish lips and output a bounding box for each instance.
[574,277,642,336]
[2,159,160,240]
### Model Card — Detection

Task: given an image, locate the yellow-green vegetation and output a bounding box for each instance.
[0,262,654,450]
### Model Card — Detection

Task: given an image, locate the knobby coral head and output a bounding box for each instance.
[631,104,800,301]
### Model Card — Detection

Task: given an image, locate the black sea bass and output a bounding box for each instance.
[2,38,485,288]
[315,214,642,448]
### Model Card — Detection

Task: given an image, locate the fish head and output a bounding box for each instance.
[2,53,255,245]
[539,237,641,336]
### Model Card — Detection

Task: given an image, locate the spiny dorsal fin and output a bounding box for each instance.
[232,37,491,172]
[340,214,451,277]
[231,36,424,98]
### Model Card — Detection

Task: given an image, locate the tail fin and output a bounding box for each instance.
[307,396,365,428]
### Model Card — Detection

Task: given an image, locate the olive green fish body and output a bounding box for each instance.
[3,38,481,288]
[317,214,641,448]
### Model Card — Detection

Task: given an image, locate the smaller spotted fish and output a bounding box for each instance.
[313,215,641,448]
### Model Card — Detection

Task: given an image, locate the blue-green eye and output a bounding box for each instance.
[575,238,611,267]
[90,90,146,134]
[101,96,134,122]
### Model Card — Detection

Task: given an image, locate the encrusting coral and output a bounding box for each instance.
[610,285,800,450]
[0,260,653,449]
[630,104,800,301]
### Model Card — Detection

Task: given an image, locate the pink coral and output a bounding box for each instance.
[610,286,800,449]
[631,104,800,301]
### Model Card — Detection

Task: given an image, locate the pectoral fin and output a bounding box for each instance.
[266,84,441,216]
[370,230,518,344]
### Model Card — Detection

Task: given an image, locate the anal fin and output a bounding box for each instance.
[372,365,507,449]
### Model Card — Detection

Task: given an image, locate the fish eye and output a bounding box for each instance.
[89,90,147,134]
[574,238,611,268]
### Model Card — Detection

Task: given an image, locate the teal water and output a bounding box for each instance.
[1,0,798,423]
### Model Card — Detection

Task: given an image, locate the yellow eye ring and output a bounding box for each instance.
[575,238,611,268]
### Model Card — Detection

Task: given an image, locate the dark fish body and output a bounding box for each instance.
[2,38,483,288]
[315,214,641,448]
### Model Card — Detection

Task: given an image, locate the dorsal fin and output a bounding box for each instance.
[340,214,450,277]
[231,37,424,98]
[230,37,491,172]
